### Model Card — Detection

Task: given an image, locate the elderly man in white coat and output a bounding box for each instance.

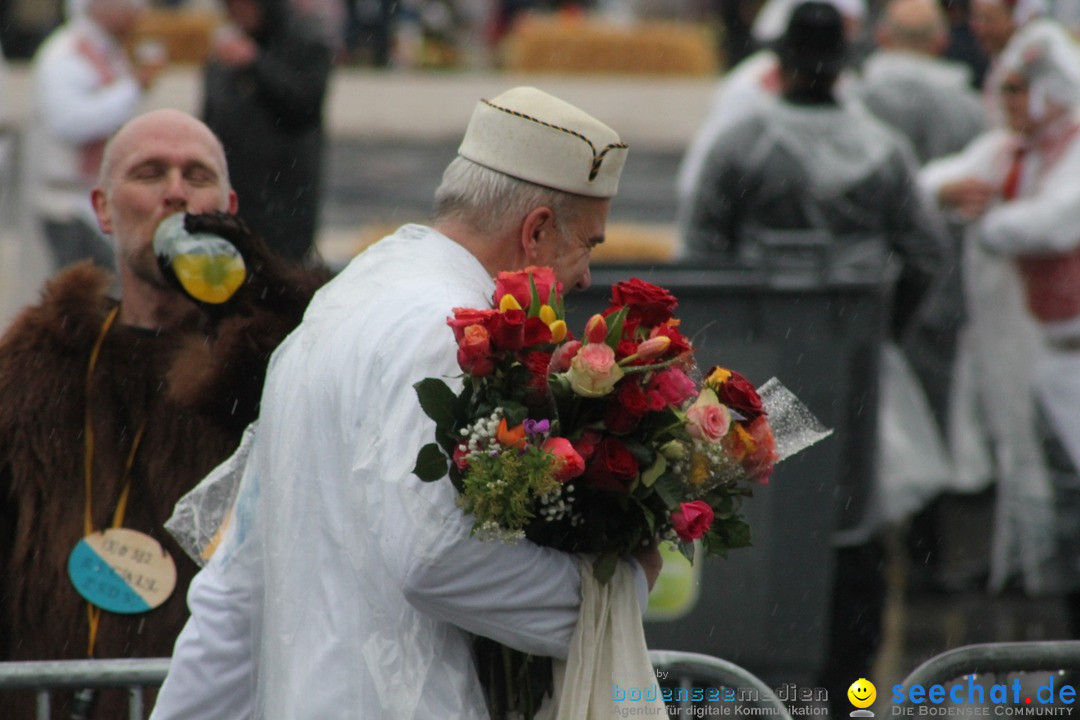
[150,86,663,720]
[921,21,1080,600]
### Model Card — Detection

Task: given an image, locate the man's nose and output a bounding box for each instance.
[163,170,188,209]
[575,266,592,292]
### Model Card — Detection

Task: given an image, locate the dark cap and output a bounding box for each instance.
[776,1,848,75]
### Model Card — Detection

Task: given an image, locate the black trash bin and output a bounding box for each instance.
[564,260,892,687]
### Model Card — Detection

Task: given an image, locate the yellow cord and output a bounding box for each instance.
[82,306,146,658]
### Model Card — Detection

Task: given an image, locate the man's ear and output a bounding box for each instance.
[519,206,555,263]
[91,187,112,235]
[226,190,239,215]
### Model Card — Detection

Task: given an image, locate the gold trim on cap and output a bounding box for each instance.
[481,98,629,181]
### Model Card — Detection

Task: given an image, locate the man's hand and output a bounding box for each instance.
[938,177,997,220]
[632,544,663,591]
[212,27,258,67]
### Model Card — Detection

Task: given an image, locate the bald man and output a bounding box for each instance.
[861,0,985,163]
[0,109,326,719]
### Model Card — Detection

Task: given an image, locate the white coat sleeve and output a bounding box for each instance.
[149,542,257,720]
[35,48,140,144]
[919,131,1007,207]
[402,542,650,661]
[979,139,1080,255]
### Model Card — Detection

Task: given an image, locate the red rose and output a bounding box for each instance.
[611,278,678,327]
[714,370,764,421]
[671,500,714,541]
[583,437,639,493]
[572,430,603,461]
[457,324,494,376]
[448,307,496,342]
[650,323,692,357]
[616,339,640,363]
[523,351,552,395]
[453,443,470,470]
[604,403,641,434]
[648,368,697,407]
[491,309,526,350]
[616,380,650,416]
[495,266,560,311]
[523,317,553,347]
[543,437,586,482]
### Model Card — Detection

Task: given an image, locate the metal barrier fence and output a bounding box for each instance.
[899,641,1080,711]
[0,657,170,720]
[0,650,793,719]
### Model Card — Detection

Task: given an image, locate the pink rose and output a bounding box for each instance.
[648,368,697,407]
[495,266,560,311]
[550,340,582,373]
[671,500,714,541]
[543,437,585,482]
[686,391,731,442]
[566,343,625,397]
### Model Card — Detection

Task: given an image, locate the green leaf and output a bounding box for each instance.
[640,455,667,488]
[414,378,458,433]
[677,540,696,564]
[604,306,629,350]
[413,443,450,481]
[528,275,542,317]
[652,475,683,509]
[592,552,620,584]
[500,400,528,427]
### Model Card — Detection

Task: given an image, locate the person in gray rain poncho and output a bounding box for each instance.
[922,21,1080,616]
[681,2,948,711]
[674,0,867,229]
[150,86,663,720]
[202,0,332,265]
[859,0,985,166]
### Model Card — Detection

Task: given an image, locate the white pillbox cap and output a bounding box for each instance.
[458,86,628,199]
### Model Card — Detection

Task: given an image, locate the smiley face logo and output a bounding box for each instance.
[848,678,877,709]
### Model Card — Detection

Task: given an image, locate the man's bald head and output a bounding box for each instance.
[876,0,949,54]
[98,109,231,194]
[92,109,237,324]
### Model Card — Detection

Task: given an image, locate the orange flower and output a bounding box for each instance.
[497,418,527,448]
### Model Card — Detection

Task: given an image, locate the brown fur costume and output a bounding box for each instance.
[0,259,326,718]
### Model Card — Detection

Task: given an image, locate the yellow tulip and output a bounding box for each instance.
[499,293,522,312]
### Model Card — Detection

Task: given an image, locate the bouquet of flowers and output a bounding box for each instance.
[413,266,829,718]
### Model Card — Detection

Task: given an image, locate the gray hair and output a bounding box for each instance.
[432,156,588,237]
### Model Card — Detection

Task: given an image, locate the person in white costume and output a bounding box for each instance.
[674,0,866,228]
[971,0,1049,127]
[26,0,163,272]
[151,86,662,720]
[919,20,1080,596]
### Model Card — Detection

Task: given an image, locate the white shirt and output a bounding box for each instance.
[27,16,141,222]
[153,225,632,720]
